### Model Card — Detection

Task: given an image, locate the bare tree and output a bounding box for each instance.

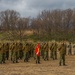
[17,17,29,41]
[0,9,20,40]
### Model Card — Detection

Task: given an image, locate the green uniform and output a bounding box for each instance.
[40,43,44,59]
[23,44,26,62]
[15,43,19,63]
[68,43,72,55]
[0,43,2,64]
[23,43,29,62]
[50,43,54,59]
[5,43,9,60]
[29,43,34,57]
[10,43,14,61]
[53,43,58,60]
[44,43,49,61]
[11,43,16,63]
[18,43,23,59]
[12,43,19,63]
[59,43,66,66]
[2,43,6,63]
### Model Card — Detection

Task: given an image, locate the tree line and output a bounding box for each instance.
[0,9,75,42]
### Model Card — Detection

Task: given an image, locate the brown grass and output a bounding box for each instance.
[0,55,75,75]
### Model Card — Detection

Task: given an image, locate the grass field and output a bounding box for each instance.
[0,55,75,75]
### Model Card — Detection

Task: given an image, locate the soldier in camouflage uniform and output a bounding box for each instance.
[23,43,29,62]
[50,43,54,59]
[73,44,75,55]
[11,42,16,63]
[19,42,23,59]
[68,42,72,55]
[40,42,44,59]
[30,43,34,57]
[23,43,26,62]
[12,42,19,63]
[33,43,37,60]
[0,43,3,64]
[28,43,32,58]
[10,43,14,61]
[15,42,19,63]
[43,43,46,60]
[58,42,66,66]
[44,43,49,61]
[53,42,58,60]
[2,43,6,63]
[5,43,9,60]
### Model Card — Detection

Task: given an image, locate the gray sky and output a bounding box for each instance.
[0,0,75,18]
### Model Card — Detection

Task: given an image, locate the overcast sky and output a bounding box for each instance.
[0,0,75,18]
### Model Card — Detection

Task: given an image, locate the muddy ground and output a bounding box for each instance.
[0,54,75,75]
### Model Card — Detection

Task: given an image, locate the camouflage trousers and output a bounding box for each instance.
[19,50,23,59]
[53,51,57,60]
[59,54,65,66]
[44,51,49,61]
[6,51,9,60]
[12,52,19,63]
[68,49,72,55]
[24,52,29,62]
[0,53,2,63]
[2,53,6,63]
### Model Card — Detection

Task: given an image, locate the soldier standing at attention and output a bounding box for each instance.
[12,42,16,63]
[53,42,58,60]
[44,43,49,61]
[25,42,31,62]
[5,43,9,60]
[19,42,23,59]
[68,42,72,55]
[15,42,19,63]
[12,42,19,63]
[73,44,75,55]
[0,43,3,64]
[23,43,26,62]
[43,43,47,60]
[50,43,54,59]
[11,42,14,61]
[23,43,29,62]
[2,43,6,63]
[59,42,66,66]
[29,43,34,57]
[35,43,41,64]
[41,42,45,59]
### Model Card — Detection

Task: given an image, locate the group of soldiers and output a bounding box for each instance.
[40,41,66,66]
[0,41,74,66]
[0,42,35,64]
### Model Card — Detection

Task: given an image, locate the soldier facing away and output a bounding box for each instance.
[35,43,41,64]
[58,42,66,66]
[68,42,72,55]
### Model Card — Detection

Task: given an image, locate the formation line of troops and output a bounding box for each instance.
[0,41,74,66]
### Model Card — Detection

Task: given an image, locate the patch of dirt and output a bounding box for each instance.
[0,55,75,75]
